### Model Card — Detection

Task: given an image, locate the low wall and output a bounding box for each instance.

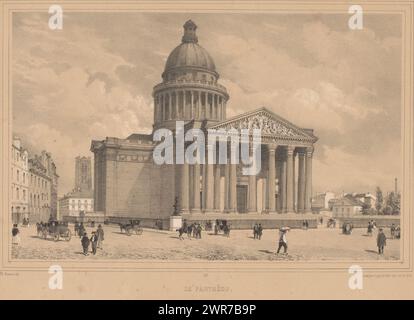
[105,214,319,230]
[184,214,318,230]
[335,215,400,228]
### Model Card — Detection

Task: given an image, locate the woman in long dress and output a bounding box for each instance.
[12,224,20,245]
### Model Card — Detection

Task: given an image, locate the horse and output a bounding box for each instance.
[176,225,188,240]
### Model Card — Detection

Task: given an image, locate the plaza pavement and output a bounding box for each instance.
[11,224,400,261]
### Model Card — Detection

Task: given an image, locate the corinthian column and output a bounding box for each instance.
[214,164,221,211]
[304,147,313,213]
[204,144,215,212]
[229,162,237,212]
[297,150,306,213]
[285,146,295,213]
[223,161,230,212]
[267,144,277,212]
[193,163,201,212]
[180,162,190,213]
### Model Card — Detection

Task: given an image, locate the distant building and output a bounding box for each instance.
[312,191,335,210]
[349,192,376,209]
[75,156,92,192]
[38,151,59,219]
[59,189,94,218]
[59,156,94,220]
[10,138,59,223]
[332,197,364,218]
[11,137,29,224]
[28,157,52,222]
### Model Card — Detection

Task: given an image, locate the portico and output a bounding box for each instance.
[177,108,317,215]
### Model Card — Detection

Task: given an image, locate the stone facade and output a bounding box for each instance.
[91,20,318,228]
[11,137,29,224]
[59,189,94,217]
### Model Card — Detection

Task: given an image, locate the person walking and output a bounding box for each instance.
[377,228,387,255]
[90,232,98,255]
[277,227,289,254]
[253,223,258,239]
[390,224,395,239]
[81,232,90,256]
[12,224,20,245]
[96,224,104,249]
[257,224,263,240]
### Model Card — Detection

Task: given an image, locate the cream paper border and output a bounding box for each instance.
[0,0,413,299]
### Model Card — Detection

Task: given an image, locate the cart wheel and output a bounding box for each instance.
[54,234,59,242]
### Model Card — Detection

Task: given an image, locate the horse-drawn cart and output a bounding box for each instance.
[37,221,72,241]
[119,220,143,236]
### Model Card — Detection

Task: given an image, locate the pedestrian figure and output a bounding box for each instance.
[90,232,98,255]
[253,223,258,239]
[367,222,373,236]
[390,223,395,239]
[12,224,20,245]
[257,224,263,240]
[377,228,387,254]
[81,232,90,256]
[187,223,193,239]
[96,224,104,249]
[196,223,202,239]
[277,227,289,254]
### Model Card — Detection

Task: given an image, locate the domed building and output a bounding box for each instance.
[91,20,318,230]
[153,20,229,130]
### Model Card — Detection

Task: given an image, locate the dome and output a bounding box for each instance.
[163,20,216,76]
[164,42,216,73]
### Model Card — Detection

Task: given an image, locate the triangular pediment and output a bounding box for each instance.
[208,107,317,142]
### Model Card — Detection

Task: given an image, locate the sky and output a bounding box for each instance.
[12,12,402,196]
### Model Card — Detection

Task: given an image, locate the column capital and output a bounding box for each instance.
[268,143,277,152]
[306,146,314,157]
[286,145,295,156]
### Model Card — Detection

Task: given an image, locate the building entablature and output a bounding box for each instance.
[153,79,228,98]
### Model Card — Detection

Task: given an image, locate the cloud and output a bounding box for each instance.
[11,12,402,196]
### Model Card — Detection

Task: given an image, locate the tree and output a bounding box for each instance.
[375,187,383,213]
[385,191,401,215]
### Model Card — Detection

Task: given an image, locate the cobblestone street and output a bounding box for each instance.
[11,224,400,261]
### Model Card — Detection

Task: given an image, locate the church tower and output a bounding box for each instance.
[152,20,229,130]
[74,156,92,191]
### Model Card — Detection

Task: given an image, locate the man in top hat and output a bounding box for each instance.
[377,228,387,255]
[90,231,98,255]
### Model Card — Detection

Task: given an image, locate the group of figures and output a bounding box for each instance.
[177,220,203,240]
[79,224,105,256]
[253,223,263,240]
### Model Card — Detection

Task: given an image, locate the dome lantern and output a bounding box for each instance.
[182,20,198,44]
